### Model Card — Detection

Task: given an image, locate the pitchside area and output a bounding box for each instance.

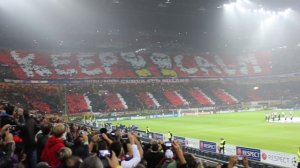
[112,111,300,154]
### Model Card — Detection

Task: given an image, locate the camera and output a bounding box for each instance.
[8,125,20,135]
[99,150,111,158]
[238,155,243,161]
[79,130,86,137]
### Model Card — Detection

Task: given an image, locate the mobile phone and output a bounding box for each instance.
[165,141,172,148]
[99,150,111,157]
[238,155,243,160]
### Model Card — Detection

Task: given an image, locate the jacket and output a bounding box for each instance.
[41,136,65,167]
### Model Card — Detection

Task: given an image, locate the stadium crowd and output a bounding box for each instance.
[0,101,251,168]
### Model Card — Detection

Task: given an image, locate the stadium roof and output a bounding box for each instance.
[0,0,299,51]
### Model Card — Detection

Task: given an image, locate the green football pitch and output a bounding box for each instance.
[111,111,300,154]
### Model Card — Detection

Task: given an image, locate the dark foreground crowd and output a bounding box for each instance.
[0,102,250,168]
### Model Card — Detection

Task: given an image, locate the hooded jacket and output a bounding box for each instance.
[41,136,65,167]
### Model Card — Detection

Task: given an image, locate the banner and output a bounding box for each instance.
[137,131,149,139]
[185,138,200,149]
[2,50,271,80]
[200,140,217,153]
[173,136,186,146]
[260,149,298,168]
[236,146,261,161]
[153,133,164,140]
[130,116,146,120]
[224,144,237,156]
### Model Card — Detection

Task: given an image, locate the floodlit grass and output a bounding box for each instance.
[111,111,300,154]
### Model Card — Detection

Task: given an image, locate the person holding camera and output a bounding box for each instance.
[0,124,15,168]
[217,155,249,168]
[72,130,90,159]
[110,132,142,168]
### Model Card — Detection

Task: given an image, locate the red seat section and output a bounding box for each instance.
[163,90,188,107]
[66,94,89,114]
[248,90,261,101]
[104,93,128,112]
[189,88,215,105]
[0,50,272,80]
[137,92,160,108]
[212,89,238,105]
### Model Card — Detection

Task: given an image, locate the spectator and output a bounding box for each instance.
[0,104,16,127]
[57,147,73,168]
[41,123,66,167]
[79,156,103,168]
[144,142,164,168]
[110,133,142,168]
[36,122,52,162]
[19,109,38,168]
[0,124,15,168]
[72,131,89,159]
[64,156,82,168]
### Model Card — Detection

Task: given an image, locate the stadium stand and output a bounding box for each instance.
[0,50,272,80]
[137,92,160,109]
[66,94,90,114]
[103,93,128,112]
[2,81,300,114]
[163,90,188,107]
[188,88,215,106]
[0,100,285,168]
[86,93,106,112]
[177,89,199,107]
[211,88,238,105]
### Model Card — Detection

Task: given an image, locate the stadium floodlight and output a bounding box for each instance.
[277,8,292,17]
[223,4,230,10]
[286,8,292,12]
[259,8,265,14]
[236,5,246,13]
[165,0,171,4]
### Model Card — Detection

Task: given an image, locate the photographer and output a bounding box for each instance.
[0,104,17,127]
[72,130,89,159]
[0,124,15,168]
